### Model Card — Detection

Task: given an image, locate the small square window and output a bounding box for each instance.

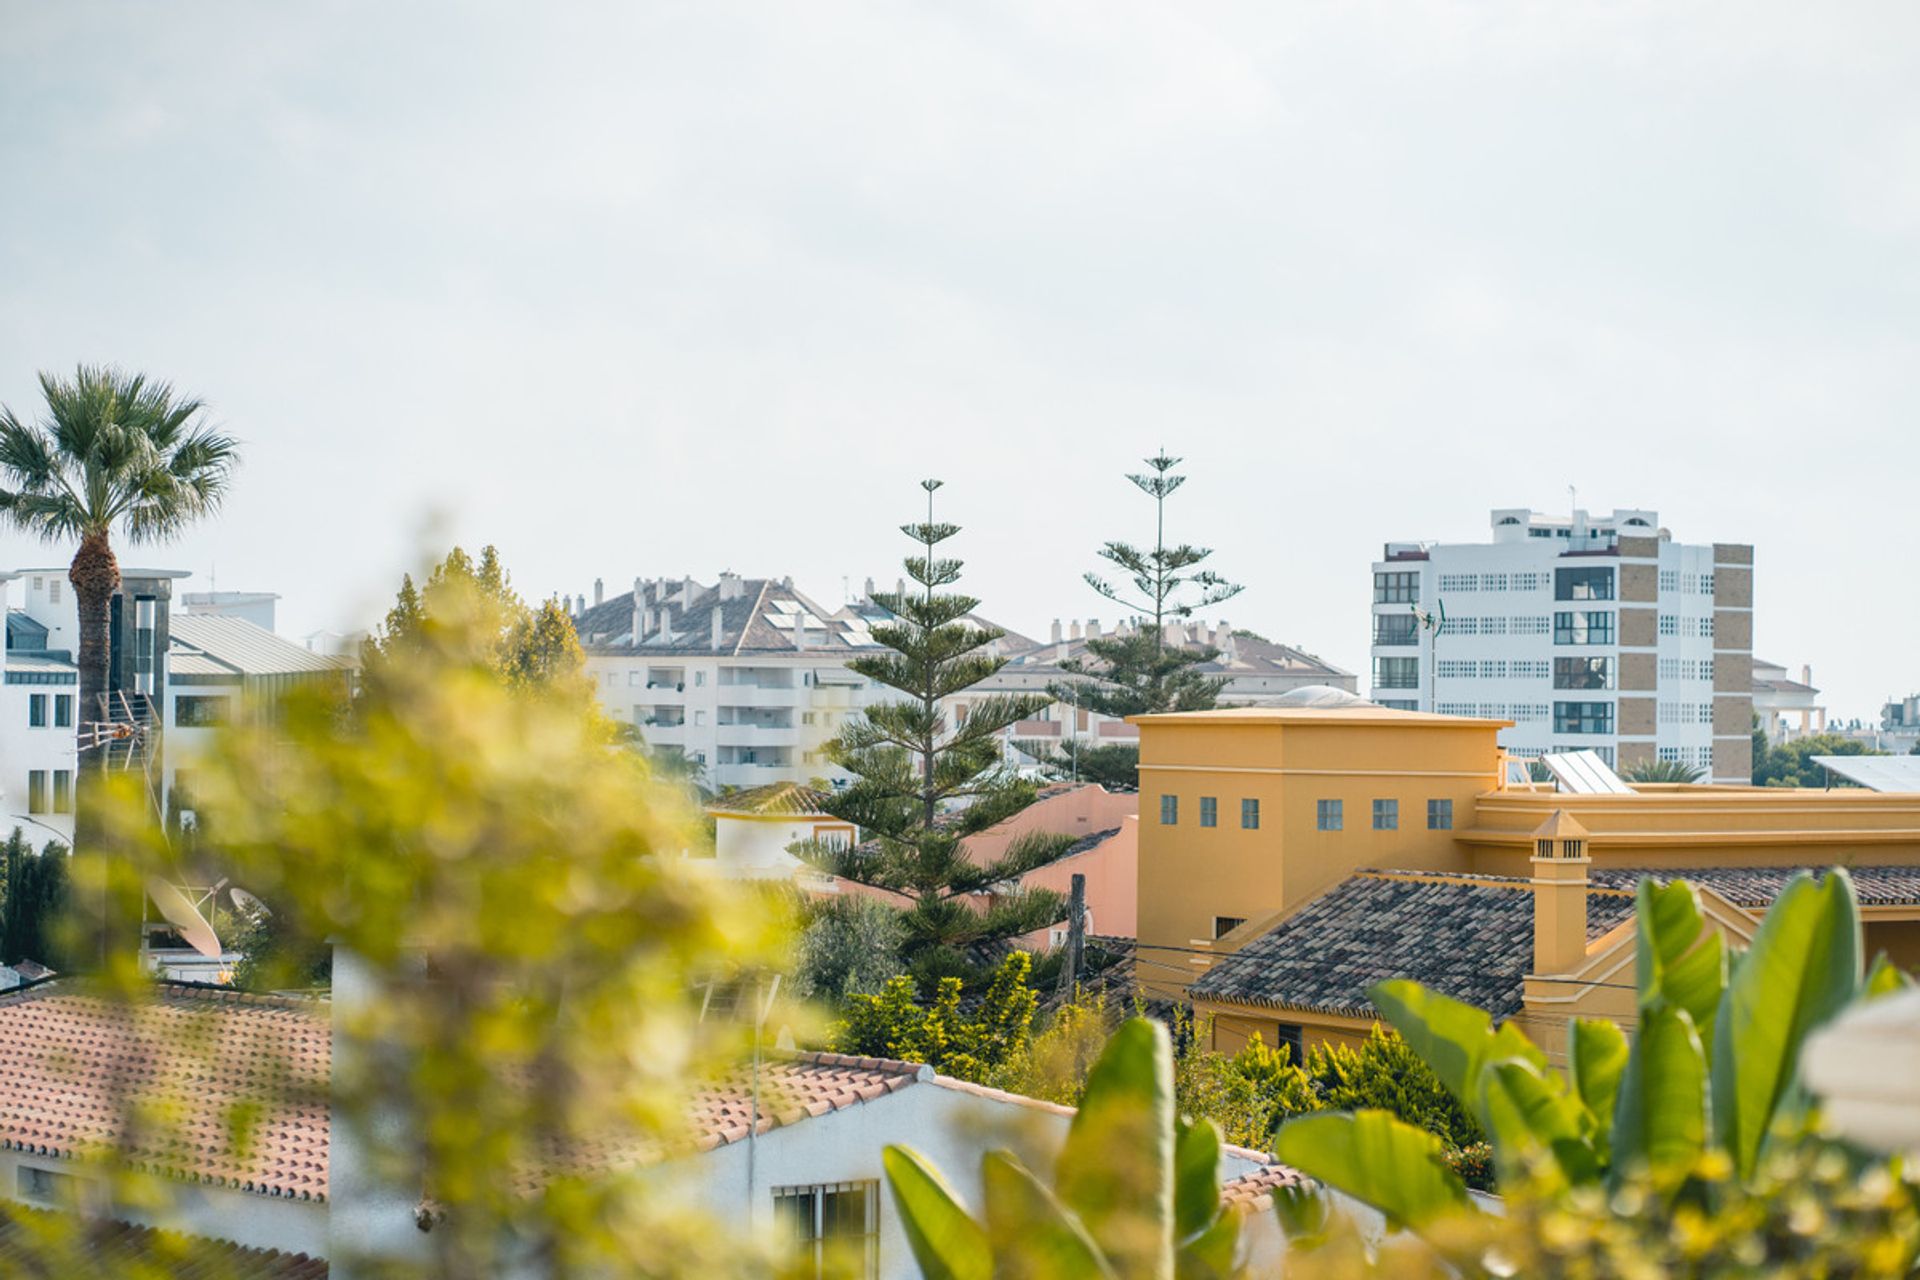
[1199,797,1217,828]
[1427,799,1453,830]
[1213,916,1246,939]
[1241,798,1260,830]
[1372,799,1398,831]
[1159,795,1178,825]
[1316,799,1342,832]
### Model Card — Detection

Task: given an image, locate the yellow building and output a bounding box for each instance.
[1134,688,1920,1063]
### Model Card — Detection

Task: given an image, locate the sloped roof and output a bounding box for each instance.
[1220,1162,1315,1212]
[3,652,74,674]
[168,616,346,679]
[0,1210,328,1277]
[995,624,1353,685]
[707,782,837,818]
[575,578,885,657]
[1590,865,1920,909]
[0,985,330,1201]
[1191,870,1636,1021]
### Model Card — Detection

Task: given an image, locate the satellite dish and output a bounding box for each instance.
[229,887,270,919]
[146,878,222,959]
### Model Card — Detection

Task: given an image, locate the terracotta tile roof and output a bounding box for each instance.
[0,1210,328,1277]
[1190,870,1636,1021]
[1590,865,1920,909]
[707,782,837,818]
[686,1052,930,1150]
[0,985,329,1202]
[1220,1162,1314,1212]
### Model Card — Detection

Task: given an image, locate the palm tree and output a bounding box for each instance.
[1624,757,1705,785]
[0,366,238,854]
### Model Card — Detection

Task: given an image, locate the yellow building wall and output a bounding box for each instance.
[1203,1006,1372,1057]
[1134,713,1504,1000]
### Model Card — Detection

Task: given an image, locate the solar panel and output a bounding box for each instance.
[1811,755,1920,793]
[1540,749,1635,795]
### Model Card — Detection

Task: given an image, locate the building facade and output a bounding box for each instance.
[1368,507,1754,783]
[1753,658,1826,744]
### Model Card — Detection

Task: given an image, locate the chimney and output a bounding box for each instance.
[1803,664,1813,688]
[1050,619,1063,644]
[863,577,876,601]
[896,578,906,600]
[632,581,645,643]
[1070,621,1082,641]
[1215,621,1230,646]
[711,609,723,651]
[594,578,604,607]
[682,576,696,607]
[795,614,810,652]
[1530,810,1592,976]
[661,607,676,645]
[1087,618,1099,640]
[575,594,586,617]
[783,575,794,590]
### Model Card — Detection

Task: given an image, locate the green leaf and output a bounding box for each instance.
[982,1150,1117,1279]
[1367,979,1546,1129]
[1271,1110,1474,1236]
[1569,1018,1629,1163]
[1611,1005,1708,1193]
[1634,878,1727,1047]
[1057,1017,1174,1278]
[1864,951,1913,1000]
[1478,1058,1601,1190]
[1710,869,1863,1180]
[883,1145,992,1280]
[1171,1115,1221,1242]
[1175,1213,1240,1280]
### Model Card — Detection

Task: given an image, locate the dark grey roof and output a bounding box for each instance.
[995,625,1352,686]
[1191,871,1635,1021]
[1591,865,1920,909]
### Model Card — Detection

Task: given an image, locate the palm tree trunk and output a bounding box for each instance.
[69,530,121,967]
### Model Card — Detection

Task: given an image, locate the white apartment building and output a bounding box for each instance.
[1368,508,1755,783]
[574,575,890,790]
[0,573,79,843]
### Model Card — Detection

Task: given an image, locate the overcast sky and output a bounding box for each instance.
[3,3,1917,719]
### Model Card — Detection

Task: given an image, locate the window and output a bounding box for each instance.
[1512,615,1551,636]
[1553,701,1615,734]
[26,771,45,814]
[1241,798,1260,830]
[628,671,644,686]
[175,695,230,728]
[1555,567,1615,601]
[1373,657,1420,689]
[774,1181,879,1280]
[1659,614,1678,637]
[1698,615,1715,638]
[52,771,70,814]
[694,711,707,726]
[1199,797,1217,828]
[1160,795,1178,825]
[47,580,60,605]
[1372,799,1398,831]
[1373,571,1419,604]
[53,695,72,728]
[1427,799,1453,830]
[1273,1023,1305,1062]
[17,1164,78,1206]
[694,671,707,687]
[1700,573,1714,595]
[1316,799,1342,831]
[605,672,618,686]
[1437,660,1476,679]
[801,712,815,725]
[27,694,46,728]
[1378,700,1418,711]
[1659,569,1679,593]
[1553,611,1614,646]
[1553,657,1615,690]
[1214,916,1246,939]
[1372,614,1418,646]
[1437,573,1478,592]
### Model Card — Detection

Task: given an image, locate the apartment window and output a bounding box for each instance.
[52,771,71,815]
[26,771,46,814]
[774,1181,879,1280]
[47,580,60,605]
[1377,700,1418,711]
[1553,611,1614,646]
[1427,799,1453,830]
[1373,571,1419,604]
[1316,799,1342,832]
[694,671,707,687]
[1700,573,1715,595]
[1241,798,1260,830]
[1699,615,1715,638]
[1160,795,1178,825]
[175,695,230,728]
[694,711,707,726]
[801,712,816,725]
[1372,614,1418,646]
[53,695,72,728]
[27,694,46,728]
[605,672,618,687]
[1373,657,1420,690]
[1199,797,1218,828]
[1214,916,1246,939]
[1274,1023,1305,1063]
[1658,570,1679,593]
[1553,701,1615,735]
[1372,799,1398,831]
[1553,657,1615,691]
[1659,615,1678,637]
[1555,566,1615,601]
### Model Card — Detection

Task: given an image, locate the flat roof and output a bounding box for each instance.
[1129,706,1510,728]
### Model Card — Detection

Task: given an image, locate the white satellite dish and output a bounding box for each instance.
[229,887,271,919]
[145,878,223,959]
